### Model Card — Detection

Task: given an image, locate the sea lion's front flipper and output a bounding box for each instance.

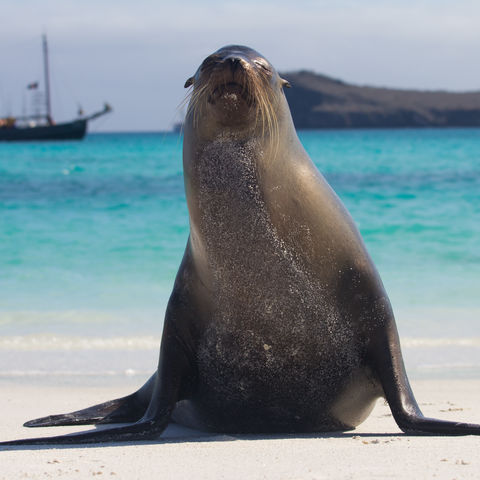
[24,374,156,428]
[372,298,480,436]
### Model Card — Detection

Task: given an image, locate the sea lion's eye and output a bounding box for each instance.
[253,59,272,74]
[201,55,221,70]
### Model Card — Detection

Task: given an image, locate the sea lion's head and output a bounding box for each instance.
[184,45,291,140]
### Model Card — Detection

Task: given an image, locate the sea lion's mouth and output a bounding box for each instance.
[209,82,251,105]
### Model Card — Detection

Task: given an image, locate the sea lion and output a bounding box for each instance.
[2,45,480,446]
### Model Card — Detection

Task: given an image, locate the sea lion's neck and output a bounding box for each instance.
[191,135,265,218]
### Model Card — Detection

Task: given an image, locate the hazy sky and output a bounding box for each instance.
[1,0,479,131]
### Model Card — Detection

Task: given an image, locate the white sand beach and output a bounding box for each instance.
[1,379,479,479]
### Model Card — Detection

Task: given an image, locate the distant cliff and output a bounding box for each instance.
[282,71,480,128]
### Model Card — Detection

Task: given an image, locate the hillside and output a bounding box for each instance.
[282,71,480,128]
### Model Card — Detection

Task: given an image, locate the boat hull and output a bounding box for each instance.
[0,119,87,142]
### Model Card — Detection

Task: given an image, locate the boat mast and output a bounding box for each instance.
[42,34,53,124]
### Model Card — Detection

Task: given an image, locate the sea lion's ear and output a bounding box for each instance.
[281,78,291,89]
[184,77,194,88]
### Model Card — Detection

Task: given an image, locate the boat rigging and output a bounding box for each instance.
[0,35,112,141]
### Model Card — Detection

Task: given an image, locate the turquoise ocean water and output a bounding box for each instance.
[1,129,479,384]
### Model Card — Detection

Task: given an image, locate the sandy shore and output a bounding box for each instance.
[1,379,480,479]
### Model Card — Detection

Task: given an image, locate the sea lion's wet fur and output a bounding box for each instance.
[177,136,376,432]
[2,45,480,446]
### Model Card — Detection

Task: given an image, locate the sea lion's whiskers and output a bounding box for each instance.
[178,91,191,113]
[188,83,210,129]
[252,75,271,140]
[250,76,262,135]
[257,94,267,140]
[176,91,196,135]
[253,78,279,157]
[188,86,201,116]
[241,78,249,104]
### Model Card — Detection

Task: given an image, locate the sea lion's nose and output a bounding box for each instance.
[228,57,240,68]
[224,55,247,72]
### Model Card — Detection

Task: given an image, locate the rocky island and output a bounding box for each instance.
[282,71,480,128]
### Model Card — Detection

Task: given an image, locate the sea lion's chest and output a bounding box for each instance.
[193,139,305,306]
[189,140,363,405]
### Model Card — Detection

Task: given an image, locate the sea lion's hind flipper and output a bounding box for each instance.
[1,416,170,446]
[0,304,195,446]
[24,373,157,428]
[24,394,142,428]
[372,299,480,436]
[1,369,176,446]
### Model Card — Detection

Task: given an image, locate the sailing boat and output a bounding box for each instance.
[0,35,112,141]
